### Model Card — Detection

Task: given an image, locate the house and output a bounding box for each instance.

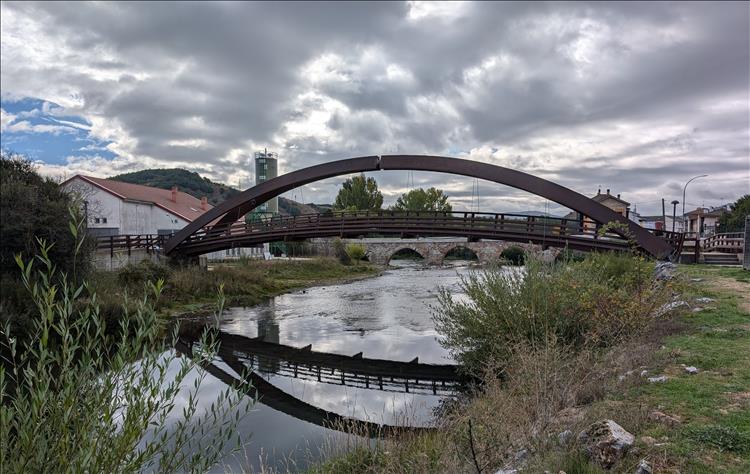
[62,175,264,260]
[638,215,685,233]
[685,206,727,237]
[565,188,631,231]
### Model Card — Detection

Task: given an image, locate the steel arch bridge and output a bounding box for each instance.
[164,155,682,259]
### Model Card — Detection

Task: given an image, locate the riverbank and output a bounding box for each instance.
[309,263,750,474]
[90,258,382,323]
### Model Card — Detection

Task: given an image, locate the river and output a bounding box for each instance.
[171,261,475,472]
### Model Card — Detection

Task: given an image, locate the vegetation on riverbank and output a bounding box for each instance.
[93,257,380,322]
[1,236,250,472]
[310,258,750,474]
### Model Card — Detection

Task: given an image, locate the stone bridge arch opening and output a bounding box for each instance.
[387,247,426,266]
[442,246,479,265]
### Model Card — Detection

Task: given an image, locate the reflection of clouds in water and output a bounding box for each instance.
[188,264,491,471]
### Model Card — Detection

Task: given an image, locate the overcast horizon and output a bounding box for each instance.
[1,1,748,215]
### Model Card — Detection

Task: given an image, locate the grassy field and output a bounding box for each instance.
[626,265,750,473]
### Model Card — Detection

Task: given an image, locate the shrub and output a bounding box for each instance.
[333,238,351,265]
[0,152,95,331]
[0,238,250,472]
[433,253,664,374]
[345,243,367,262]
[117,260,173,288]
[499,246,525,265]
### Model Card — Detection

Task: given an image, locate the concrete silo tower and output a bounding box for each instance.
[254,148,278,215]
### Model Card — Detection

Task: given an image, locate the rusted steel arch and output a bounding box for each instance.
[165,155,672,258]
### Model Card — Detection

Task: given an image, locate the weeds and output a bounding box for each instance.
[0,209,252,472]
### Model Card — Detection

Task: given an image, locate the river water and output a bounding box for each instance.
[172,261,475,472]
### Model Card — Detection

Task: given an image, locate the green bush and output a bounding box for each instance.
[0,152,95,331]
[499,246,525,265]
[433,253,663,374]
[345,243,367,262]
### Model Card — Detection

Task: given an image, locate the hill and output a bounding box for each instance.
[110,168,240,206]
[109,168,328,214]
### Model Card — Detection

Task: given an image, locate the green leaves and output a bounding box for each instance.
[333,174,383,211]
[392,187,452,213]
[1,243,252,472]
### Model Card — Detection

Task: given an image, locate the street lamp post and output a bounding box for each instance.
[682,174,708,234]
[671,200,679,232]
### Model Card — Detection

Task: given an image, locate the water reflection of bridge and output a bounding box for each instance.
[175,332,462,437]
[216,332,463,395]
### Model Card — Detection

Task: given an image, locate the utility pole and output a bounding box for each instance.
[671,200,679,232]
[682,174,708,232]
[662,198,666,230]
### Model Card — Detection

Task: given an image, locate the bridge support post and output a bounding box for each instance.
[744,216,749,271]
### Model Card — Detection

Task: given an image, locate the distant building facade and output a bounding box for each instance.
[61,175,210,237]
[638,215,685,233]
[685,206,727,237]
[565,188,631,231]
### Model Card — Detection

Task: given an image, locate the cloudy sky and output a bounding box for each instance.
[1,1,748,215]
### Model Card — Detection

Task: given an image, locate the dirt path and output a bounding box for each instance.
[707,276,750,313]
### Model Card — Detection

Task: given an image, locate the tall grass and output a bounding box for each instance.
[0,211,251,472]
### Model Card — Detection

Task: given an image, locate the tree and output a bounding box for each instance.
[1,152,94,330]
[392,187,452,213]
[718,195,750,232]
[333,174,383,211]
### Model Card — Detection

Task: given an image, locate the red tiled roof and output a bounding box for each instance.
[63,175,212,223]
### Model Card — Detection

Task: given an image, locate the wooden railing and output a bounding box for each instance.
[95,234,167,257]
[702,232,745,253]
[176,210,683,257]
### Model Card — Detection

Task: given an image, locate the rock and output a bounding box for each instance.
[654,261,677,281]
[494,470,517,474]
[640,369,649,377]
[692,307,704,313]
[685,366,699,374]
[649,410,682,427]
[514,448,529,464]
[691,278,703,282]
[635,459,653,474]
[655,300,689,317]
[639,436,657,445]
[696,297,715,304]
[539,249,556,263]
[578,419,635,469]
[648,375,668,383]
[558,429,573,445]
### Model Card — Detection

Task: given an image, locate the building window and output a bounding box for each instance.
[225,249,230,256]
[102,217,107,224]
[94,218,100,224]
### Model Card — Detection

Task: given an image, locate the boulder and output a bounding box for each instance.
[647,375,668,383]
[654,261,677,281]
[685,366,699,375]
[578,420,635,469]
[696,297,715,304]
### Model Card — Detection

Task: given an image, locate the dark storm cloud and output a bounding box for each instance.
[1,1,747,214]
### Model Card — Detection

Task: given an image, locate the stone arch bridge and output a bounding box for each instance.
[312,237,550,266]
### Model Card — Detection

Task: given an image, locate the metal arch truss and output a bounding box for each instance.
[165,155,677,259]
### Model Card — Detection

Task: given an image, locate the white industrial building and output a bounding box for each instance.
[61,175,264,262]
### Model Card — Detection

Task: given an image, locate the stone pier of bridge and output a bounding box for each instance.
[310,237,549,266]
